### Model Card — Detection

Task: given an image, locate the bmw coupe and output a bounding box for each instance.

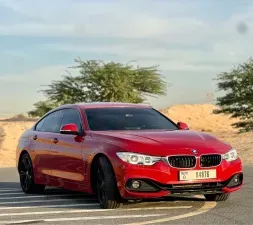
[16,103,243,209]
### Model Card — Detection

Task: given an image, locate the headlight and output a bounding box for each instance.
[222,149,238,162]
[116,152,161,165]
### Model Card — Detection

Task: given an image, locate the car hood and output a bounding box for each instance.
[90,130,232,156]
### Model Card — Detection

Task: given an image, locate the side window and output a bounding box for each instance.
[40,110,64,133]
[35,117,47,131]
[60,109,83,132]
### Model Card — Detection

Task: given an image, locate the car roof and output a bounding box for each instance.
[56,102,152,110]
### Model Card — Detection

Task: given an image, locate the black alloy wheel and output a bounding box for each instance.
[95,156,122,209]
[19,153,45,194]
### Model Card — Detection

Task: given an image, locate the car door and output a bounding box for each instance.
[29,110,64,184]
[50,108,86,188]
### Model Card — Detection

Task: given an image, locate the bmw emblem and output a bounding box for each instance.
[192,149,198,154]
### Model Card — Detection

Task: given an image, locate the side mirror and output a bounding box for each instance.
[177,122,189,130]
[60,123,79,135]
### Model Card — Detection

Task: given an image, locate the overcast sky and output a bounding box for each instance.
[0,0,252,116]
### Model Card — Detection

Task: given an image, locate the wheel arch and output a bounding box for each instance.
[17,150,30,171]
[90,153,116,193]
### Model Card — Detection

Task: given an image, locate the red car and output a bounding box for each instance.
[16,102,243,209]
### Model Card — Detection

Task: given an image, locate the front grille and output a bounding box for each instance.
[200,154,222,167]
[168,156,196,168]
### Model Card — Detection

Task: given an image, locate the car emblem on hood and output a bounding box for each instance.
[192,149,198,154]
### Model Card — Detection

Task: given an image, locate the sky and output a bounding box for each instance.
[0,0,252,117]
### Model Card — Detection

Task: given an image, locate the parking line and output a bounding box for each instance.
[122,202,217,225]
[0,214,167,224]
[0,198,97,205]
[0,193,94,200]
[0,188,20,191]
[0,206,192,216]
[0,203,99,210]
[0,190,21,193]
[0,191,80,196]
[0,192,23,196]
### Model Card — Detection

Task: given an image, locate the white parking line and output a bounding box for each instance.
[0,203,99,210]
[0,198,97,205]
[0,188,20,191]
[0,206,192,216]
[0,214,167,224]
[0,190,21,193]
[0,193,94,200]
[123,202,217,225]
[0,192,23,196]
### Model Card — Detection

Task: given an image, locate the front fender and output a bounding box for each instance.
[83,138,122,193]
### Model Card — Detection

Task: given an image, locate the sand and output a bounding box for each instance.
[0,104,252,168]
[160,104,240,132]
[0,121,35,168]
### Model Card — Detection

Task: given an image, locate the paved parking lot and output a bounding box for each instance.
[0,167,252,225]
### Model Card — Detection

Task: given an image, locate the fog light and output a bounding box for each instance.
[132,181,141,189]
[233,174,240,183]
[227,173,243,187]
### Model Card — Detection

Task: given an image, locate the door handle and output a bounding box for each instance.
[52,138,58,144]
[32,135,38,140]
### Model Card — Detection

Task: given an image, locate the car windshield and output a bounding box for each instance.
[85,107,178,131]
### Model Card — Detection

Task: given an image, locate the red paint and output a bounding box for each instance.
[60,123,79,133]
[177,121,189,130]
[16,103,243,199]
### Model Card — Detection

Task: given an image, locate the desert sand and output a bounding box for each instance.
[0,104,252,168]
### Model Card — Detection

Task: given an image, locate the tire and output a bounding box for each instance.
[18,153,45,194]
[95,156,122,209]
[204,193,230,201]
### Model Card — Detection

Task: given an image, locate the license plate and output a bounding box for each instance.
[179,169,216,181]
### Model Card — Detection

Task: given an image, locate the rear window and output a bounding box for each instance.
[84,107,178,131]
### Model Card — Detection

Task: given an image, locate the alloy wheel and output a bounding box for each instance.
[19,155,33,191]
[96,166,107,206]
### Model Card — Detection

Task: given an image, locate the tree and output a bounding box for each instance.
[28,100,59,118]
[214,57,253,132]
[28,59,167,117]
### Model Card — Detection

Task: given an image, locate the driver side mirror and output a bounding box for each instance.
[60,123,80,135]
[177,122,189,130]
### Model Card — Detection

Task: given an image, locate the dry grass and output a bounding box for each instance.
[0,104,252,168]
[0,113,38,122]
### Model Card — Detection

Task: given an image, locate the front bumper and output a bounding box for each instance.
[115,158,243,199]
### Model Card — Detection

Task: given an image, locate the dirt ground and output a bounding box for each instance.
[0,104,252,167]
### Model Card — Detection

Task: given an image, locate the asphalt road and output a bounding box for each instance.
[0,166,252,225]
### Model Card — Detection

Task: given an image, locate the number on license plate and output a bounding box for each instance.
[196,170,210,178]
[179,169,216,181]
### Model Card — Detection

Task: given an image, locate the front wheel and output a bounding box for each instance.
[18,153,45,194]
[95,156,122,209]
[204,193,230,201]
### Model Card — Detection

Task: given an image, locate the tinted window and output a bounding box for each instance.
[85,108,178,131]
[40,110,64,133]
[60,109,82,131]
[35,117,47,131]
